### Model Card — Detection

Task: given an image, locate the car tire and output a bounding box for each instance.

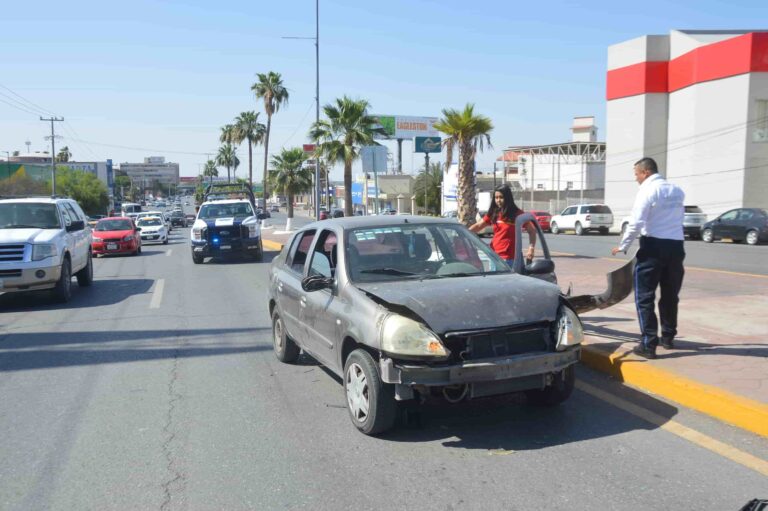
[550,222,559,235]
[163,237,168,245]
[272,310,300,363]
[76,252,94,287]
[575,222,584,236]
[344,349,397,436]
[254,239,263,262]
[52,258,72,303]
[746,230,759,246]
[192,250,204,264]
[525,365,575,406]
[702,228,714,243]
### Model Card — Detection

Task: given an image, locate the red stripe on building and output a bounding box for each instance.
[607,32,768,100]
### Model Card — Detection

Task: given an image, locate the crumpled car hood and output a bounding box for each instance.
[356,274,561,334]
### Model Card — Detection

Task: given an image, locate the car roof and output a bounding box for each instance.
[200,199,251,205]
[101,216,132,221]
[0,197,73,204]
[300,215,458,232]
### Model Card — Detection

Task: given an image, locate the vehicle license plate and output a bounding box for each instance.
[220,245,231,250]
[107,243,118,250]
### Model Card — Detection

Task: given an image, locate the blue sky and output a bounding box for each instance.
[0,0,764,180]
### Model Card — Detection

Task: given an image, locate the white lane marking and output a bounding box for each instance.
[150,279,165,309]
[577,381,768,477]
[166,249,173,257]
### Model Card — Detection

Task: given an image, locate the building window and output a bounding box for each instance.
[536,184,544,190]
[566,181,574,189]
[755,100,768,142]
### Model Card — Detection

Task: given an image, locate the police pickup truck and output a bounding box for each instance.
[189,184,265,264]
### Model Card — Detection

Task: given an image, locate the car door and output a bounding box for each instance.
[733,209,754,241]
[66,202,90,269]
[301,229,341,366]
[713,209,739,239]
[560,206,577,230]
[275,229,316,343]
[57,203,81,269]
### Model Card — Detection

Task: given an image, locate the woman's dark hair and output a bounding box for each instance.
[487,184,520,221]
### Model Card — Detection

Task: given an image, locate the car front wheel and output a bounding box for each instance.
[525,365,575,406]
[76,252,93,286]
[702,228,714,243]
[344,349,396,435]
[575,222,584,236]
[52,258,72,303]
[550,222,559,235]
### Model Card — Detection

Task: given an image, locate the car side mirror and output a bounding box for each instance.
[67,220,85,232]
[525,258,555,275]
[301,275,333,292]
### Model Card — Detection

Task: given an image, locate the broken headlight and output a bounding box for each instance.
[380,314,449,359]
[555,305,584,351]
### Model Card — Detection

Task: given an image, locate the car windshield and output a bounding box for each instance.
[198,203,254,219]
[346,223,510,283]
[96,219,133,231]
[137,218,163,227]
[583,205,612,214]
[0,203,60,229]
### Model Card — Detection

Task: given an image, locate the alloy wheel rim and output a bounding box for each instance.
[346,363,369,423]
[274,318,283,350]
[747,232,757,244]
[703,230,712,242]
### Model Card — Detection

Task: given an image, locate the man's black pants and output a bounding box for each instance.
[634,236,685,349]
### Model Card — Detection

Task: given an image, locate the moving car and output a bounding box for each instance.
[701,208,768,245]
[269,205,279,213]
[92,217,141,256]
[169,210,188,228]
[136,216,168,245]
[268,215,591,435]
[530,210,552,232]
[550,204,613,235]
[0,197,93,302]
[331,209,344,218]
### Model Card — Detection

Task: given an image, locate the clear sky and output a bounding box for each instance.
[1,0,764,181]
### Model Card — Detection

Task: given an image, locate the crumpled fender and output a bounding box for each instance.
[565,257,635,314]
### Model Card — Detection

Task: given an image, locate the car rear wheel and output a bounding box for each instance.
[575,222,584,236]
[52,258,72,303]
[272,310,299,363]
[550,222,559,235]
[76,252,93,287]
[746,230,759,246]
[702,228,714,243]
[344,349,396,435]
[525,365,575,406]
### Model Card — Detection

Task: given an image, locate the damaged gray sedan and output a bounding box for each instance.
[267,215,588,435]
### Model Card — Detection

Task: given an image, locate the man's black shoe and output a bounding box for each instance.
[633,344,657,360]
[660,338,675,349]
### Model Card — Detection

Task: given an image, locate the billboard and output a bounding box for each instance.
[373,115,439,140]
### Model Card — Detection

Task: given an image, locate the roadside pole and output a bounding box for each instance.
[424,152,429,215]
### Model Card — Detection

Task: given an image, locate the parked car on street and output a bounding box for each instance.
[550,204,613,235]
[267,215,597,435]
[620,205,708,240]
[530,211,552,232]
[0,197,93,302]
[136,216,168,245]
[701,208,768,245]
[331,209,344,218]
[269,205,279,213]
[92,217,142,257]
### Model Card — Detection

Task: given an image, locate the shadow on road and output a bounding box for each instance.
[0,278,155,311]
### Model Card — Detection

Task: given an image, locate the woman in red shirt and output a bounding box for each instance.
[470,185,536,264]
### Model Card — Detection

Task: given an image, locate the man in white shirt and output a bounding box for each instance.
[611,157,685,359]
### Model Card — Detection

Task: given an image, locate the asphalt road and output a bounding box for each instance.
[1,225,766,510]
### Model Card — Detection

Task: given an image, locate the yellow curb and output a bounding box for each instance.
[262,239,283,251]
[581,344,768,438]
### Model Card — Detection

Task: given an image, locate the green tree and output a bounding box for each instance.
[53,166,109,215]
[219,124,236,145]
[433,104,493,226]
[215,144,240,183]
[414,162,444,215]
[202,159,218,183]
[56,146,72,163]
[269,147,311,231]
[309,96,386,217]
[252,71,289,200]
[0,169,49,196]
[232,111,266,188]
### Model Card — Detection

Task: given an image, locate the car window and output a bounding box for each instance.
[137,218,163,226]
[64,203,82,223]
[562,207,576,215]
[286,230,316,274]
[309,230,337,279]
[59,204,74,226]
[684,206,703,213]
[583,205,612,214]
[738,210,754,220]
[0,203,61,229]
[97,219,134,231]
[720,210,739,221]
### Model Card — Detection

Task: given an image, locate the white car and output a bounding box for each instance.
[137,210,172,233]
[550,204,614,235]
[136,216,168,244]
[0,197,94,302]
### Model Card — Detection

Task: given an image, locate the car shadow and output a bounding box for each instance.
[0,278,155,310]
[0,327,271,372]
[199,250,279,265]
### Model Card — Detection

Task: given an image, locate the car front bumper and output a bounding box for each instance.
[0,262,63,292]
[93,240,138,254]
[190,236,261,255]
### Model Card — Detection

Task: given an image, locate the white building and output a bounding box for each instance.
[120,156,180,185]
[605,30,768,220]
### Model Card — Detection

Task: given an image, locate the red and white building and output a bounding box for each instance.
[605,30,768,220]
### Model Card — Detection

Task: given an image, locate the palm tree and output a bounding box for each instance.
[433,104,493,226]
[56,146,72,163]
[202,159,218,184]
[269,147,312,231]
[215,144,240,183]
[309,96,386,217]
[232,111,266,189]
[251,71,289,200]
[219,124,236,145]
[415,162,444,215]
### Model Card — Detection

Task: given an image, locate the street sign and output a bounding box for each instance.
[302,144,316,153]
[360,146,388,173]
[415,136,442,153]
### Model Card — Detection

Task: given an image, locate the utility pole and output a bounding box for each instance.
[424,153,429,215]
[41,116,64,195]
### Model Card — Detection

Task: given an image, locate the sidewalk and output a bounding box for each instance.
[260,225,768,438]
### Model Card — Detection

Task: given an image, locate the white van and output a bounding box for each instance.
[121,203,142,216]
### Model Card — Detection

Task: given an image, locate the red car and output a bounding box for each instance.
[92,217,142,257]
[530,210,552,232]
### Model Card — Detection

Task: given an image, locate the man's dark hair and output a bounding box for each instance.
[634,157,658,174]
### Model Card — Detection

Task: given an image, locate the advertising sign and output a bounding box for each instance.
[373,115,439,139]
[106,159,114,189]
[414,136,442,153]
[302,144,316,153]
[351,182,364,205]
[360,145,388,173]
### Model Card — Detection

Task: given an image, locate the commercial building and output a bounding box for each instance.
[120,156,180,186]
[605,30,768,220]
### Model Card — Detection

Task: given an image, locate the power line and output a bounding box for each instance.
[0,82,58,117]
